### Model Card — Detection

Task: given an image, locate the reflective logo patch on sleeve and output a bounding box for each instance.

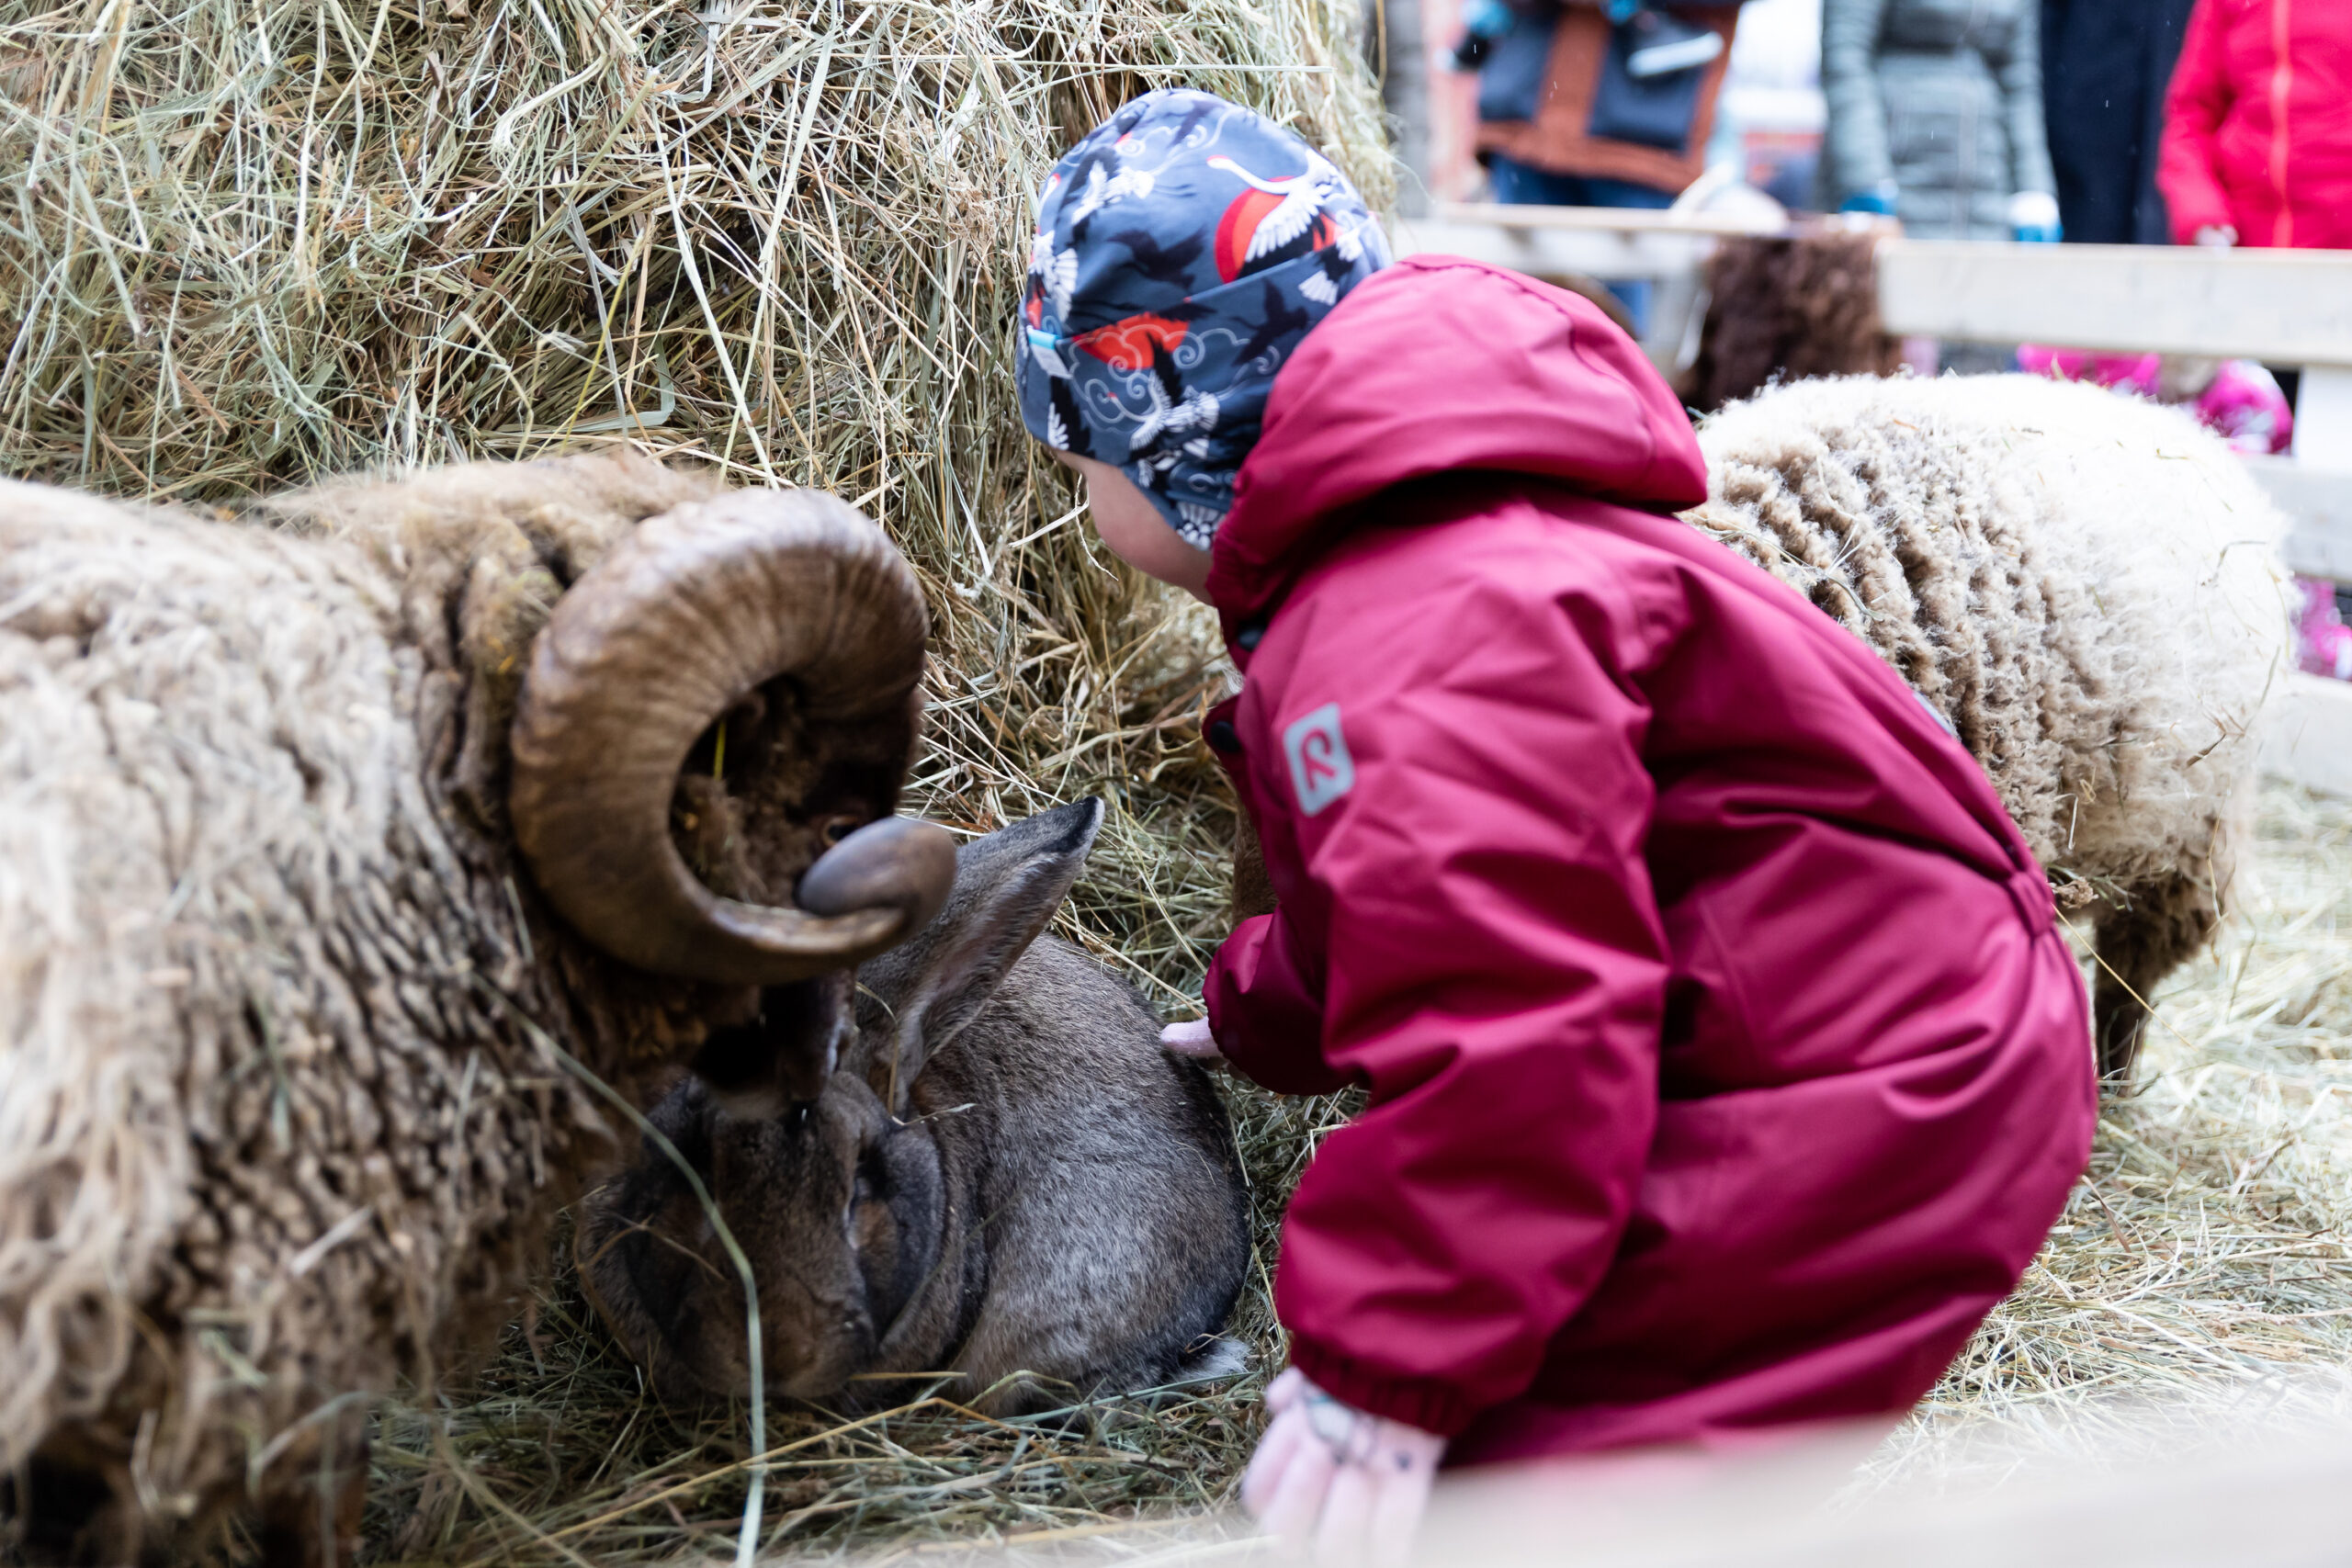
[1915,687,1960,739]
[1282,702,1354,817]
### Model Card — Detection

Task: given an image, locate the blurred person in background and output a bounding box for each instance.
[2155,0,2352,686]
[1453,0,1749,329]
[1820,0,2062,240]
[1703,0,1829,210]
[2015,346,2292,455]
[2041,0,2196,243]
[2157,0,2352,252]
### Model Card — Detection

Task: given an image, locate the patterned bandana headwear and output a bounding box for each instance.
[1015,88,1390,547]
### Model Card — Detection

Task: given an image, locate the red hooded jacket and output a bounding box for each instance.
[1199,256,2096,1462]
[2157,0,2352,248]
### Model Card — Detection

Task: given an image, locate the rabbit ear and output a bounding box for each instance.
[865,799,1104,1107]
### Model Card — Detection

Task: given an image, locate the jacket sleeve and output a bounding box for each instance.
[1204,908,1351,1097]
[1819,0,1895,198]
[1258,582,1670,1439]
[2156,0,2234,241]
[1989,0,2056,197]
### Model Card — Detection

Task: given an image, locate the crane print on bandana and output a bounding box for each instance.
[1014,89,1388,547]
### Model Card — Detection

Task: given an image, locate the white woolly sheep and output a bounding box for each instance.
[1684,373,2290,1079]
[0,454,956,1566]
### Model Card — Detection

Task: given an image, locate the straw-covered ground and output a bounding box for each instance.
[327,782,2352,1564]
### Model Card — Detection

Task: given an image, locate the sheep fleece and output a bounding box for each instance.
[0,456,718,1525]
[1686,373,2289,901]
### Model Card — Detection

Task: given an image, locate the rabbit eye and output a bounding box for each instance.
[854,1145,890,1205]
[818,814,863,847]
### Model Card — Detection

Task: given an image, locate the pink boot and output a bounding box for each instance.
[2195,360,2295,456]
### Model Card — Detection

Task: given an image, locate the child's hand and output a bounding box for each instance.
[1159,1018,1224,1065]
[1241,1369,1443,1567]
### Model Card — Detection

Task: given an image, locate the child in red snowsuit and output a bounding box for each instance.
[1015,91,2096,1562]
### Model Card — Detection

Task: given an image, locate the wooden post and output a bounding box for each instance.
[2292,367,2352,468]
[1392,205,1777,368]
[1381,0,1434,218]
[2263,675,2352,797]
[1871,241,2352,365]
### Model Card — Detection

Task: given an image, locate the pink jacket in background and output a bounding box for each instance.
[1201,257,2096,1461]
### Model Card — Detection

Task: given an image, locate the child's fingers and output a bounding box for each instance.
[1263,1366,1308,1414]
[1363,1453,1437,1568]
[1239,1406,1308,1518]
[1158,1018,1223,1060]
[1254,1417,1338,1548]
[1311,1461,1378,1567]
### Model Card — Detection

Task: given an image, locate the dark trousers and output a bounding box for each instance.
[2041,0,2195,245]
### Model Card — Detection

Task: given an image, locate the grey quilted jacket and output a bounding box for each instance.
[1821,0,2056,239]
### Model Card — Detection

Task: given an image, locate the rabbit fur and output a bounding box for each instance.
[577,799,1251,1413]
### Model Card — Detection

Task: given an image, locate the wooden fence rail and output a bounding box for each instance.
[1392,206,2352,793]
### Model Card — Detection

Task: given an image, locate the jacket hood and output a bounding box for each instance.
[1205,255,1708,624]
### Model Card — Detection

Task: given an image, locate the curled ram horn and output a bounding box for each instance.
[508,488,956,985]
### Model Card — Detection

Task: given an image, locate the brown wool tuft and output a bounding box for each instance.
[1679,232,1903,414]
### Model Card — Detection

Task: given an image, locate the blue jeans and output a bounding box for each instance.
[1486,155,1673,335]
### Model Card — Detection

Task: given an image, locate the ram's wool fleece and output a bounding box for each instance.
[0,455,737,1546]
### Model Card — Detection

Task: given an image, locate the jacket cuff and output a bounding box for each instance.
[1205,926,1350,1097]
[2161,181,2232,244]
[2168,207,2228,244]
[1285,1337,1479,1438]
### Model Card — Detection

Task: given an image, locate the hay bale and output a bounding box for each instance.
[0,2,1390,495]
[0,0,1392,1003]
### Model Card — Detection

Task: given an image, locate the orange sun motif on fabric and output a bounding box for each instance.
[1072,314,1190,372]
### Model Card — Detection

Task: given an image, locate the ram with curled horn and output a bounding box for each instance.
[0,452,954,1567]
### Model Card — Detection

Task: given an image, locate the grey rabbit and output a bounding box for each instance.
[577,799,1252,1412]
